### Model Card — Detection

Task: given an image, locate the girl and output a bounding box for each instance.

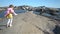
[5,5,18,27]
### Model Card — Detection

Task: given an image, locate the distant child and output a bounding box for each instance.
[5,5,18,27]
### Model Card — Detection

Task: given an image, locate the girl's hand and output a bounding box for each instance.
[15,14,18,15]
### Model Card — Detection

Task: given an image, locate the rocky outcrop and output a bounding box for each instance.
[23,11,57,34]
[34,7,60,21]
[35,6,60,15]
[0,7,60,34]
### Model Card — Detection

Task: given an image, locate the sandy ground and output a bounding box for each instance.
[0,11,57,34]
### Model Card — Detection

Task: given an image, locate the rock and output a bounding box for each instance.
[0,11,59,34]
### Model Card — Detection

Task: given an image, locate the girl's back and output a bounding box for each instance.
[5,8,13,18]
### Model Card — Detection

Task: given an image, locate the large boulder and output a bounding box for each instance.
[23,11,59,34]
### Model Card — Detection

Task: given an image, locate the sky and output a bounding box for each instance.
[0,0,60,8]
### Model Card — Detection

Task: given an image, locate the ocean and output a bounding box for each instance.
[0,10,26,18]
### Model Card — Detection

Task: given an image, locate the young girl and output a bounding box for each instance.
[5,5,17,27]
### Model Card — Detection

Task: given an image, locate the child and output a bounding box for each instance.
[5,5,18,27]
